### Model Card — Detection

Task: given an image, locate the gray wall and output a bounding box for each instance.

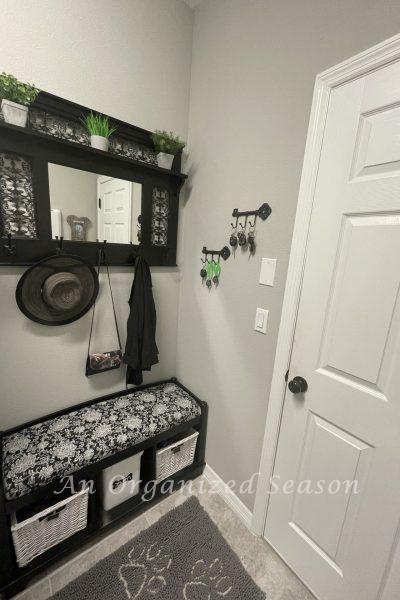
[2,0,400,512]
[177,0,400,511]
[0,0,193,428]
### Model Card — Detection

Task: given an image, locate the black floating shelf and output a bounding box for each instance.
[0,121,188,184]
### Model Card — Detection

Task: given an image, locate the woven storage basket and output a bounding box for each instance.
[11,487,89,567]
[156,429,199,483]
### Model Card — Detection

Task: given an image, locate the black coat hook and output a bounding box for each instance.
[248,216,256,228]
[96,239,107,263]
[3,234,16,256]
[55,236,64,255]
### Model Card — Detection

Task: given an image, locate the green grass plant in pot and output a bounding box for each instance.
[151,130,186,170]
[81,112,117,152]
[0,73,39,128]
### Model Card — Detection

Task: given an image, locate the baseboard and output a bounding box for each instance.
[203,464,253,530]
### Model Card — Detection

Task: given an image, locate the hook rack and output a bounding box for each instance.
[3,234,16,256]
[55,235,64,255]
[232,202,272,223]
[202,245,231,261]
[96,239,107,263]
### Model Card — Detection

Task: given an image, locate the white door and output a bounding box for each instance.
[265,61,400,600]
[97,176,132,244]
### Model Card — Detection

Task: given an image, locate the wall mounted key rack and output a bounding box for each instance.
[202,245,231,261]
[200,246,231,288]
[229,202,272,253]
[231,202,272,223]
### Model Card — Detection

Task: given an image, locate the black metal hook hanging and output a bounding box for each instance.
[3,233,16,256]
[96,239,107,264]
[239,218,247,230]
[55,235,64,255]
[248,216,257,229]
[127,240,141,265]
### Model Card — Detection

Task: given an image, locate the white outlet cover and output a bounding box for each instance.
[259,258,277,286]
[254,308,268,334]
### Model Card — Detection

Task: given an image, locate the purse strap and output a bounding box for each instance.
[87,247,122,357]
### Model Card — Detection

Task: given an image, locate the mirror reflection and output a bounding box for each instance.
[48,164,142,244]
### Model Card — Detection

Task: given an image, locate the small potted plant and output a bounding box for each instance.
[151,130,186,170]
[81,112,117,151]
[0,73,39,128]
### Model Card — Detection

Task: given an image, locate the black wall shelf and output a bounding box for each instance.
[0,121,188,186]
[0,91,187,267]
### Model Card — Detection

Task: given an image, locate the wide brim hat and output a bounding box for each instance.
[16,254,99,326]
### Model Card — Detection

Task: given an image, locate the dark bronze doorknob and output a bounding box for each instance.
[288,376,308,394]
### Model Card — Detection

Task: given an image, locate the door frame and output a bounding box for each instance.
[252,34,400,569]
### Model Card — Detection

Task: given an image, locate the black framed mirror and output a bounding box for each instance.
[48,164,143,245]
[0,91,187,266]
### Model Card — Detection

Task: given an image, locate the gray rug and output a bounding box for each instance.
[52,496,265,599]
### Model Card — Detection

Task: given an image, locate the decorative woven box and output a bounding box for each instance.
[11,487,89,567]
[101,451,143,511]
[156,429,199,483]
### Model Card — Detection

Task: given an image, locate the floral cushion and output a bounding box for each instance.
[2,383,201,501]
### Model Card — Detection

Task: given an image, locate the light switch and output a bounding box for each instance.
[259,258,277,286]
[254,308,268,334]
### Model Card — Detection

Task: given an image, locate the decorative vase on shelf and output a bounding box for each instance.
[1,99,29,128]
[90,135,109,151]
[156,152,174,170]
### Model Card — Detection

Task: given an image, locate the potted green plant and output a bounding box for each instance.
[81,112,117,151]
[151,130,186,170]
[0,73,39,128]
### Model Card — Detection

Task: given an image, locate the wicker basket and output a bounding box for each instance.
[156,429,199,483]
[11,487,89,567]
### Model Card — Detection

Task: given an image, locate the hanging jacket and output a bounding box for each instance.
[123,257,159,385]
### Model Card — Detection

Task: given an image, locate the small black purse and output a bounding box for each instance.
[85,249,122,376]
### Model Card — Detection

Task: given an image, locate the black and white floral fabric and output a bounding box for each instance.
[2,383,201,501]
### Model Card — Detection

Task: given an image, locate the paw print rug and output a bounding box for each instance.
[52,496,265,599]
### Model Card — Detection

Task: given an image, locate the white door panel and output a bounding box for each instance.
[266,60,400,600]
[290,414,372,565]
[98,177,131,244]
[320,213,400,385]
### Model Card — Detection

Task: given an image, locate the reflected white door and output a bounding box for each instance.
[97,176,132,244]
[265,61,400,600]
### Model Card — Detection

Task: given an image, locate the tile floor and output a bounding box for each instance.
[8,476,316,600]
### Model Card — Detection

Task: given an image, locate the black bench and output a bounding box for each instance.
[0,378,207,598]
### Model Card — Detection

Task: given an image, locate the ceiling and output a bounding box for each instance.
[183,0,204,8]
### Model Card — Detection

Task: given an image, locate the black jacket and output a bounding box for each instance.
[123,257,159,385]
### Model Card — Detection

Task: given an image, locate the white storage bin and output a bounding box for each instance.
[101,451,143,511]
[156,429,199,483]
[11,487,89,568]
